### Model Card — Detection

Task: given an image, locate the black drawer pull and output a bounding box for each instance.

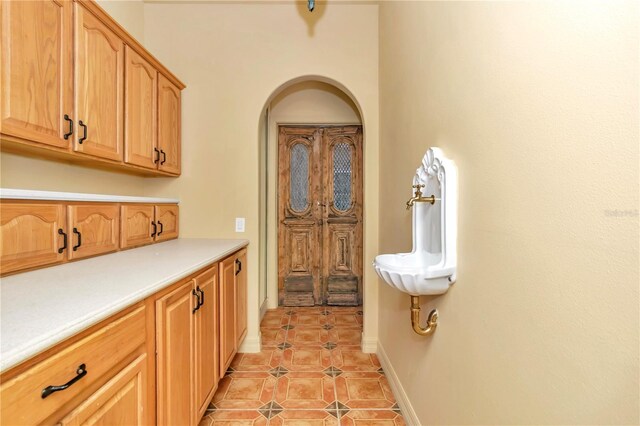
[160,150,167,165]
[197,287,204,307]
[192,289,201,314]
[235,259,242,276]
[41,364,87,399]
[78,120,87,144]
[63,115,73,140]
[151,221,157,238]
[58,228,67,254]
[154,148,160,164]
[72,228,82,251]
[157,221,163,236]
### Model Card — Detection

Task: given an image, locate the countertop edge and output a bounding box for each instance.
[0,188,180,204]
[0,239,248,373]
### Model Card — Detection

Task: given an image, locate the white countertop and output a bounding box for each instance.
[0,188,179,204]
[0,238,248,372]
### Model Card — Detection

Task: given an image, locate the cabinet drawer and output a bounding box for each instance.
[155,204,179,241]
[0,202,66,275]
[68,204,120,260]
[0,306,146,425]
[120,204,154,249]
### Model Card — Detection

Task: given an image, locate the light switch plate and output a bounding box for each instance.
[235,217,245,233]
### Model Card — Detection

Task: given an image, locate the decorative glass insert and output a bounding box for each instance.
[290,143,309,212]
[333,142,352,211]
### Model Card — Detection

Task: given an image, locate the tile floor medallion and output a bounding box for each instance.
[199,306,407,425]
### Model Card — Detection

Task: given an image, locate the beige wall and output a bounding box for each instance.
[265,81,362,310]
[378,1,639,425]
[97,0,145,42]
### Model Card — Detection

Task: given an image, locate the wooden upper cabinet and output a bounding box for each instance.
[68,204,120,260]
[0,0,73,148]
[155,205,179,242]
[0,203,66,275]
[125,46,158,169]
[158,74,181,175]
[121,205,154,249]
[74,2,124,162]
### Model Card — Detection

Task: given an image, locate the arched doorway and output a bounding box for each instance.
[258,78,364,313]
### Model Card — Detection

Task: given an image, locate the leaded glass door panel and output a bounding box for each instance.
[278,125,363,306]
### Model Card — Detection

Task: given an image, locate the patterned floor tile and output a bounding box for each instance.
[274,372,336,409]
[332,313,362,327]
[280,346,332,371]
[287,327,331,346]
[198,410,268,426]
[339,410,407,426]
[327,327,362,346]
[268,409,340,425]
[289,313,333,326]
[259,315,290,328]
[330,349,381,372]
[334,372,397,409]
[260,328,287,347]
[210,372,276,409]
[230,349,283,371]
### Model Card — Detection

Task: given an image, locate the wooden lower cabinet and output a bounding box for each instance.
[58,354,148,426]
[236,249,248,347]
[120,204,155,249]
[194,266,220,419]
[0,248,247,426]
[156,204,179,242]
[219,255,237,376]
[0,305,148,426]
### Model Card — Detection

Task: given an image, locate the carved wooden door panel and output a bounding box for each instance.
[278,126,362,306]
[321,126,363,305]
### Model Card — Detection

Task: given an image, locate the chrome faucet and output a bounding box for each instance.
[406,184,440,210]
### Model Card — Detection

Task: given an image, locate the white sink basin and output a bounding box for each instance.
[373,252,454,296]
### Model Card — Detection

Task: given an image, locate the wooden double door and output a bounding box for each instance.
[278,126,363,306]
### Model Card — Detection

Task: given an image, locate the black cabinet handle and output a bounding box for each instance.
[154,148,160,164]
[235,259,242,276]
[72,228,82,251]
[78,120,87,144]
[63,115,73,140]
[151,221,157,238]
[157,221,163,236]
[58,228,67,254]
[197,287,204,307]
[41,364,87,399]
[160,150,167,165]
[192,289,201,314]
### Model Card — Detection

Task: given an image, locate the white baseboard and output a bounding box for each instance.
[238,333,261,353]
[260,298,269,320]
[377,341,420,426]
[361,334,378,353]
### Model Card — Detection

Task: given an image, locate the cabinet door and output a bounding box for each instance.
[120,205,154,249]
[236,249,248,346]
[219,256,237,376]
[124,46,158,169]
[155,204,179,242]
[68,204,119,260]
[0,0,73,148]
[58,354,148,426]
[156,281,196,426]
[74,3,124,161]
[157,74,181,175]
[194,267,219,419]
[0,203,66,275]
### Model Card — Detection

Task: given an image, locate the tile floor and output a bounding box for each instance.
[199,306,406,425]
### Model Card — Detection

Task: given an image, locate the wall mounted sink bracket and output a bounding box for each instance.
[373,147,457,335]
